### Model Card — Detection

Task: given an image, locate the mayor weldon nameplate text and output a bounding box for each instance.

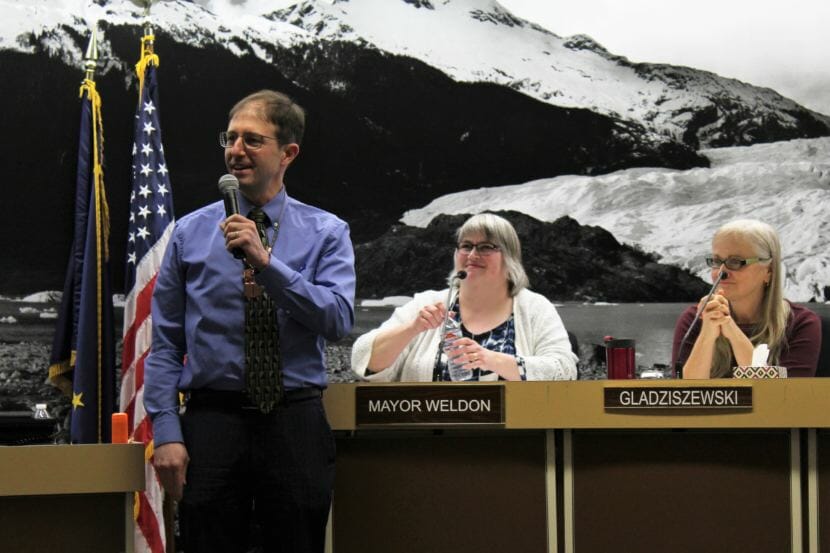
[604,386,753,410]
[355,385,505,426]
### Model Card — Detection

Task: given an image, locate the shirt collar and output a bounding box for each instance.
[238,186,287,224]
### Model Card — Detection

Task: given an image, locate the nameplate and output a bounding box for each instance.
[604,386,753,410]
[355,385,504,426]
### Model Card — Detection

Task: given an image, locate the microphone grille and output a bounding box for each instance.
[456,270,467,280]
[217,173,239,193]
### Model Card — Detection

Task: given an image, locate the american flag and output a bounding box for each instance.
[120,42,174,553]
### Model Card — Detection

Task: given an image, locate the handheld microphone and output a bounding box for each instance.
[217,174,245,259]
[674,269,728,377]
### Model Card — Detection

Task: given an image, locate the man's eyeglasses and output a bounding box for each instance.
[705,256,770,271]
[457,242,500,256]
[219,131,277,150]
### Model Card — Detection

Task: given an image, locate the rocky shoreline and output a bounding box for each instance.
[0,340,361,444]
[0,331,618,445]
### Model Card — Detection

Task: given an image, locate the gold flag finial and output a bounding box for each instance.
[83,27,99,81]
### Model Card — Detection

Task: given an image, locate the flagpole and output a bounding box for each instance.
[83,29,103,443]
[135,1,159,102]
[48,27,103,394]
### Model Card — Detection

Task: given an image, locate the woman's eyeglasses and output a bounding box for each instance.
[457,242,500,256]
[219,131,277,150]
[705,256,770,271]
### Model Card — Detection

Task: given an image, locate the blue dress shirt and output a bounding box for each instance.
[144,188,355,446]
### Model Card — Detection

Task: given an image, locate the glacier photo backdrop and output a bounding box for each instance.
[0,0,827,300]
[1,0,829,417]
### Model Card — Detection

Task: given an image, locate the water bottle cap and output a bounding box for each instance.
[35,403,47,409]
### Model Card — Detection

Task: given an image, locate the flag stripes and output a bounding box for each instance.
[121,35,175,553]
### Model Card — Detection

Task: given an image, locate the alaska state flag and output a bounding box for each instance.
[48,78,116,444]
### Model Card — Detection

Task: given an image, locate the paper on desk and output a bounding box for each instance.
[751,344,770,366]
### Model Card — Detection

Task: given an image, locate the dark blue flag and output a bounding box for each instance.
[49,79,116,444]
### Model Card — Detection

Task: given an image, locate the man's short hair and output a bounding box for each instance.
[229,90,305,146]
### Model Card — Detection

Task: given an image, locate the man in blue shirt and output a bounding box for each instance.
[145,90,355,553]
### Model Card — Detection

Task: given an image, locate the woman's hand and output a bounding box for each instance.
[409,302,446,333]
[698,290,731,335]
[448,338,521,380]
[367,302,446,372]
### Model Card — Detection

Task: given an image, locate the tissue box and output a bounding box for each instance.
[732,366,787,379]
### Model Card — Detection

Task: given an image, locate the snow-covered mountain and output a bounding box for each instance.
[267,0,830,147]
[4,0,828,149]
[403,137,830,302]
[1,0,827,299]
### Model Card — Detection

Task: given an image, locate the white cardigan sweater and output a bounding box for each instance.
[351,288,578,381]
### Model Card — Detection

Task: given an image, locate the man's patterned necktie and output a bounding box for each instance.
[244,208,283,413]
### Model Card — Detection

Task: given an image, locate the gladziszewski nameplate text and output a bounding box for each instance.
[604,386,753,410]
[355,385,504,426]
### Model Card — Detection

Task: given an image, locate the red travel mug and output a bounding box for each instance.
[605,337,635,379]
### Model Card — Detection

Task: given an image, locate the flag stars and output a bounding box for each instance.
[72,392,85,410]
[157,163,169,177]
[143,121,156,135]
[137,226,150,240]
[127,251,137,264]
[128,232,136,243]
[140,164,153,177]
[143,101,156,115]
[132,143,137,155]
[138,184,152,198]
[130,211,136,223]
[141,142,153,156]
[157,183,169,197]
[157,204,167,217]
[138,205,151,219]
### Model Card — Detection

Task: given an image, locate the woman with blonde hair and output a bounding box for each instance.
[351,213,577,381]
[672,219,821,378]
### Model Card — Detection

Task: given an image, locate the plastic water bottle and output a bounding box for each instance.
[33,403,50,419]
[443,317,472,381]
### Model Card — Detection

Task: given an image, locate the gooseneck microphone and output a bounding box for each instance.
[432,271,469,381]
[440,270,467,329]
[217,174,245,259]
[674,269,728,378]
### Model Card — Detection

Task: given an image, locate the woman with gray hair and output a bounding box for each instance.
[672,219,821,378]
[351,213,578,381]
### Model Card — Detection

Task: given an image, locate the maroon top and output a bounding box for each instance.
[671,301,822,377]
